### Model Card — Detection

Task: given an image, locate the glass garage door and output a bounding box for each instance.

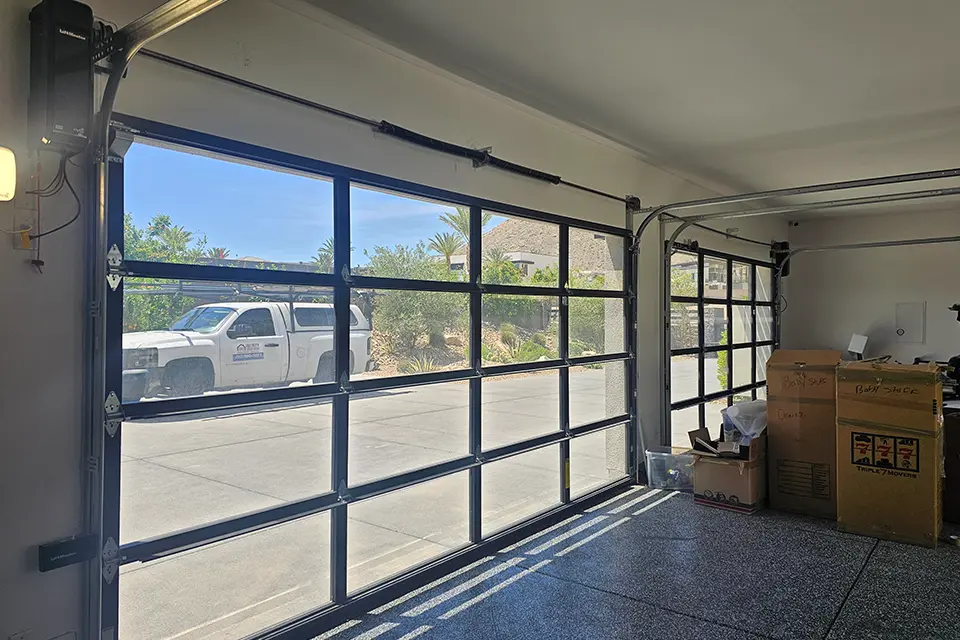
[667,244,778,447]
[100,116,636,639]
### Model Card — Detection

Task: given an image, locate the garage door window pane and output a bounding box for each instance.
[481,296,558,365]
[570,360,627,428]
[570,425,628,497]
[732,305,752,344]
[570,297,624,356]
[704,304,727,347]
[670,406,700,448]
[756,344,773,382]
[757,267,774,302]
[483,445,560,536]
[733,348,752,389]
[349,383,468,486]
[122,279,335,402]
[670,300,697,350]
[703,257,728,299]
[348,473,468,592]
[120,512,330,640]
[120,401,332,543]
[671,355,700,404]
[707,352,728,394]
[670,252,697,297]
[570,228,624,291]
[124,139,333,272]
[482,371,559,450]
[757,307,774,343]
[353,288,469,380]
[482,213,559,287]
[732,262,751,300]
[351,185,470,280]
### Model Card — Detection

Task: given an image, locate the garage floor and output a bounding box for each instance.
[319,488,960,640]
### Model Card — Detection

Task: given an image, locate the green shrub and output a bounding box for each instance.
[512,340,556,362]
[428,332,446,349]
[500,325,518,347]
[400,355,439,374]
[569,339,592,357]
[569,296,604,352]
[532,332,547,347]
[716,330,729,389]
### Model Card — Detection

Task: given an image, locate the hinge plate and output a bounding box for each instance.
[101,537,119,584]
[106,244,124,290]
[104,391,122,437]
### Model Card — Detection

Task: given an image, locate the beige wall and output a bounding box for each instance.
[0,1,787,635]
[782,209,960,362]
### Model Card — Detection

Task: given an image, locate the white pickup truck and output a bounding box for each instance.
[122,302,373,401]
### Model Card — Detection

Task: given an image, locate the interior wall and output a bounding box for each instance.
[782,209,960,362]
[0,1,87,638]
[0,0,787,636]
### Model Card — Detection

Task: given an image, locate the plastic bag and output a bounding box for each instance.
[721,400,767,444]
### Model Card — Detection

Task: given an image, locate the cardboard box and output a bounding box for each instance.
[766,350,842,519]
[836,361,943,547]
[691,431,767,513]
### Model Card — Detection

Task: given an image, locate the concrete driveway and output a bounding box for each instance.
[119,368,627,639]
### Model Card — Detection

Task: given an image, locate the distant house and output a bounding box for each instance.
[448,218,623,283]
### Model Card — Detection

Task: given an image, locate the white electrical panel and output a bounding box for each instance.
[895,302,926,344]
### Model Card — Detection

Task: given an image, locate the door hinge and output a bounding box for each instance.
[106,244,124,290]
[101,537,119,584]
[104,391,122,437]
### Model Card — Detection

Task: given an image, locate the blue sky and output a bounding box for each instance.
[124,141,504,265]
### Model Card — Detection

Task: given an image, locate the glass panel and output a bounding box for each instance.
[670,299,698,350]
[671,355,700,404]
[570,360,627,428]
[703,256,728,299]
[350,184,470,280]
[757,267,774,302]
[569,228,624,291]
[120,512,331,640]
[482,372,559,450]
[733,348,752,389]
[757,386,768,400]
[352,288,469,379]
[756,344,773,382]
[757,306,775,343]
[122,279,335,401]
[348,472,468,592]
[125,139,332,272]
[707,351,728,394]
[570,297,624,356]
[670,251,697,297]
[571,425,628,497]
[482,445,560,536]
[670,406,700,449]
[349,383,469,486]
[704,304,728,348]
[704,398,726,433]
[482,212,559,287]
[481,295,559,365]
[120,400,332,543]
[732,305,753,344]
[732,262,751,300]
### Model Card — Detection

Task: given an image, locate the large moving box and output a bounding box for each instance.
[766,350,842,519]
[836,361,943,547]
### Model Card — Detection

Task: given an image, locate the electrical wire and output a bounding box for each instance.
[30,162,81,240]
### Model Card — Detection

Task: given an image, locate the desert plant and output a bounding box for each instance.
[428,332,447,349]
[400,355,440,374]
[428,232,464,268]
[499,323,518,347]
[717,330,729,389]
[532,332,548,347]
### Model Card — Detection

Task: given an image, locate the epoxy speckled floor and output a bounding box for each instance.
[316,487,960,640]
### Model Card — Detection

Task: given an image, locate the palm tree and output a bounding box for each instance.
[207,247,230,260]
[313,237,335,273]
[483,246,510,267]
[428,232,464,268]
[439,207,493,244]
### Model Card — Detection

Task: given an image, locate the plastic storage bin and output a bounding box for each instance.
[645,447,695,492]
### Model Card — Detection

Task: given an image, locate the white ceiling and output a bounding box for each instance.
[310,0,960,211]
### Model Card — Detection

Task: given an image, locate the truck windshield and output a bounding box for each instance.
[169,307,234,333]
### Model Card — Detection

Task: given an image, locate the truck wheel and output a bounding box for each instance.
[165,359,214,397]
[315,353,335,383]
